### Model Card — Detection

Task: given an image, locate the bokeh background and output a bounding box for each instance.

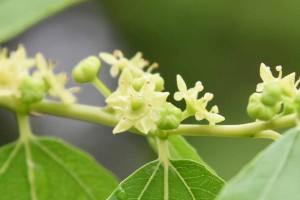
[1,0,300,180]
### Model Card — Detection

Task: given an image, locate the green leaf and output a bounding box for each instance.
[108,159,225,200]
[217,128,300,200]
[0,0,85,43]
[0,137,118,200]
[148,135,215,172]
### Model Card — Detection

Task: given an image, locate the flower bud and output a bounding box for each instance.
[261,83,282,106]
[282,102,294,115]
[73,56,101,83]
[247,93,281,120]
[247,102,275,120]
[156,103,182,130]
[19,77,46,104]
[153,75,164,91]
[248,93,261,103]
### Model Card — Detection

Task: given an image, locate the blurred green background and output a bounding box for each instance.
[1,0,300,180]
[98,0,300,179]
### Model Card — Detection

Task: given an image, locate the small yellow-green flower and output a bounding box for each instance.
[99,51,125,77]
[248,63,300,120]
[35,53,77,104]
[257,63,297,97]
[174,75,203,102]
[102,51,181,134]
[0,45,34,97]
[100,50,149,78]
[194,95,225,124]
[107,71,169,134]
[174,74,224,124]
[0,45,76,106]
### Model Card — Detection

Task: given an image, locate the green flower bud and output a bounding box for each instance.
[73,56,101,83]
[261,94,278,107]
[247,102,275,120]
[248,93,262,103]
[132,78,145,92]
[248,98,281,121]
[273,102,282,114]
[19,77,46,104]
[261,83,282,106]
[154,75,164,91]
[156,103,182,130]
[130,96,145,112]
[282,102,294,115]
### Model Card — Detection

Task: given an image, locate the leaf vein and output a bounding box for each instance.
[34,140,96,200]
[0,142,21,175]
[24,140,38,200]
[137,161,162,200]
[169,163,196,200]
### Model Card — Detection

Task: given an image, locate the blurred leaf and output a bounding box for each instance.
[0,137,118,200]
[108,159,224,199]
[148,135,215,172]
[0,0,85,43]
[217,128,300,200]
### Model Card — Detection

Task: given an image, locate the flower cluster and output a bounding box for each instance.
[0,45,76,106]
[99,50,224,134]
[100,51,177,134]
[247,63,300,120]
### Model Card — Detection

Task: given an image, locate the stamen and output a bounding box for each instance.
[211,105,219,113]
[113,50,123,58]
[147,63,159,73]
[195,81,204,92]
[276,65,282,79]
[204,93,213,101]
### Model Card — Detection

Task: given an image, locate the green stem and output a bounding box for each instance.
[31,100,118,127]
[16,101,300,140]
[181,110,192,121]
[157,137,170,163]
[157,137,169,200]
[16,113,33,142]
[16,113,37,200]
[92,78,111,98]
[166,114,297,139]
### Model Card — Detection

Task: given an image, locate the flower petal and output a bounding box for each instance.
[280,72,296,96]
[195,111,204,121]
[99,53,118,65]
[205,112,225,124]
[176,75,187,92]
[113,117,134,134]
[260,63,274,82]
[174,91,184,101]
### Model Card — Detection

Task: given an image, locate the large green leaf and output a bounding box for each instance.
[108,159,225,200]
[148,135,215,172]
[0,137,118,200]
[0,0,85,43]
[217,128,300,200]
